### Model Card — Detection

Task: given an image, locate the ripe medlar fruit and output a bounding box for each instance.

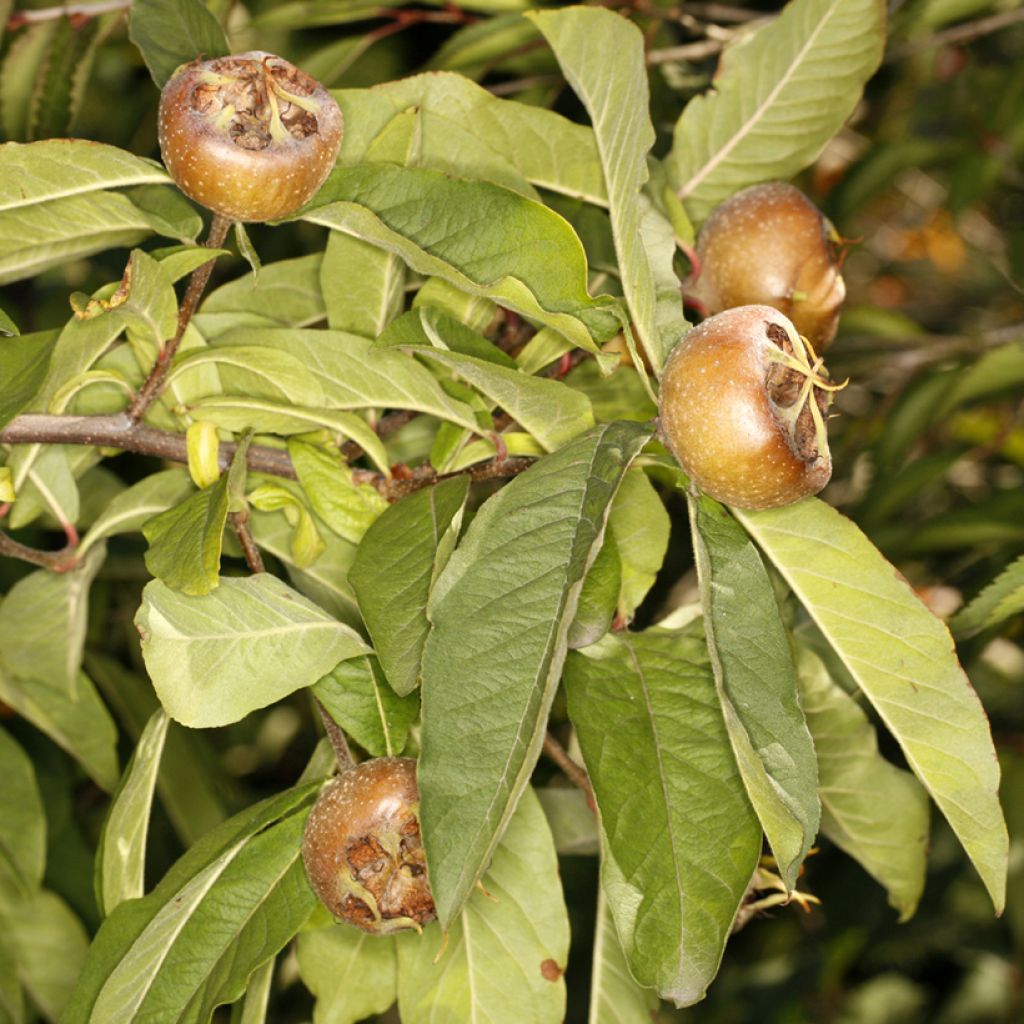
[158,51,343,223]
[658,305,840,510]
[302,757,436,934]
[688,182,846,349]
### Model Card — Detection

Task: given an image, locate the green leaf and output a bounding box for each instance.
[250,506,361,627]
[0,544,105,696]
[196,253,326,338]
[87,651,228,845]
[407,344,595,451]
[0,730,46,892]
[211,328,480,433]
[296,922,397,1024]
[304,163,620,351]
[669,0,886,224]
[0,887,88,1021]
[135,574,371,728]
[796,645,929,921]
[143,475,231,597]
[0,670,119,792]
[736,498,1009,913]
[565,630,761,1007]
[689,495,819,888]
[0,140,167,211]
[0,331,58,429]
[951,552,1024,639]
[322,232,405,340]
[95,710,170,917]
[167,345,327,407]
[397,787,569,1024]
[336,71,605,204]
[28,14,99,140]
[420,421,651,926]
[79,468,194,557]
[589,881,660,1024]
[568,535,621,650]
[530,7,688,374]
[607,467,670,621]
[63,785,317,1023]
[313,656,418,758]
[289,440,389,545]
[124,185,204,243]
[0,306,18,336]
[350,476,469,697]
[128,0,230,88]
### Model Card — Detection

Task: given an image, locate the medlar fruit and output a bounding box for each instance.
[658,305,840,510]
[689,182,846,349]
[301,757,436,934]
[158,51,343,223]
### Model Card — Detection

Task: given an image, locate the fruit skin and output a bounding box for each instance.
[158,51,343,223]
[658,305,833,510]
[301,757,436,934]
[689,182,846,349]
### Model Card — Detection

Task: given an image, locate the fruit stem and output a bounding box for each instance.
[315,697,355,773]
[128,213,232,423]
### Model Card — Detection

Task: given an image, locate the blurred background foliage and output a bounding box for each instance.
[0,0,1022,1021]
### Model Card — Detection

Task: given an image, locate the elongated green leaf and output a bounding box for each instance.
[531,7,687,373]
[322,231,405,338]
[64,785,317,1023]
[669,0,886,224]
[589,881,660,1024]
[350,477,469,697]
[0,888,88,1021]
[96,710,170,916]
[736,498,1008,913]
[0,330,56,429]
[87,651,228,845]
[398,787,569,1024]
[289,440,388,545]
[143,476,231,597]
[196,253,325,338]
[797,646,928,920]
[250,507,361,627]
[211,328,480,433]
[336,71,606,204]
[566,630,761,1006]
[689,496,819,888]
[409,345,594,451]
[129,0,229,87]
[0,544,105,695]
[0,670,119,792]
[420,421,651,926]
[313,656,418,757]
[0,140,167,212]
[79,469,194,557]
[304,164,620,351]
[297,921,397,1024]
[951,553,1024,640]
[136,574,371,728]
[607,467,670,621]
[0,307,17,336]
[30,13,99,140]
[167,346,326,407]
[0,191,157,286]
[0,730,46,893]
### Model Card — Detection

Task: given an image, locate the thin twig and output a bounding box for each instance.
[229,509,265,574]
[888,9,1024,61]
[542,732,594,804]
[0,530,77,572]
[128,214,232,422]
[315,698,354,773]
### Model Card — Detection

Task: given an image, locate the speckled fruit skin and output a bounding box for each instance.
[158,51,343,223]
[690,182,846,349]
[302,757,435,934]
[659,305,832,510]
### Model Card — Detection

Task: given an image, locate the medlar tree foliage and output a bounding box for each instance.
[0,0,1018,1021]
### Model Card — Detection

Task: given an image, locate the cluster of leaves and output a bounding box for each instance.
[0,0,1021,1022]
